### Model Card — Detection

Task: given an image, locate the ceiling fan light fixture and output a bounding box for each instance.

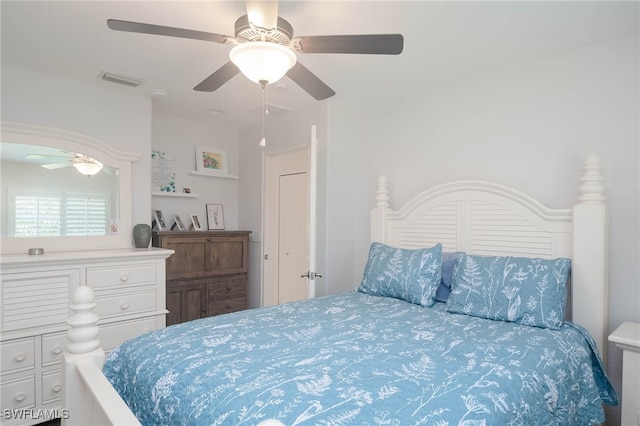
[73,160,103,176]
[229,41,296,85]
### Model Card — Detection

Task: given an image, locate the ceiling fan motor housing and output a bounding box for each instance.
[234,15,293,45]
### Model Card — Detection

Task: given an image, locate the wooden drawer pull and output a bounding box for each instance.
[226,286,232,291]
[52,346,62,355]
[15,353,25,362]
[15,393,25,402]
[52,384,62,393]
[120,302,129,310]
[120,275,129,282]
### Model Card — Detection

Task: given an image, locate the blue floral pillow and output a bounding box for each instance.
[358,242,443,307]
[446,254,571,329]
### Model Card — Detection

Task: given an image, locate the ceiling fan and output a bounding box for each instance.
[107,1,404,100]
[26,152,107,176]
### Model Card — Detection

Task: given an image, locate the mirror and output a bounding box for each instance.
[0,122,140,254]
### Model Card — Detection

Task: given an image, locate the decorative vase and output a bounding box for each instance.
[133,223,152,248]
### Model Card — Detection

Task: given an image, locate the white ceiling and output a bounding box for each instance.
[2,1,638,129]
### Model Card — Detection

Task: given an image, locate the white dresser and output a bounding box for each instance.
[0,248,173,425]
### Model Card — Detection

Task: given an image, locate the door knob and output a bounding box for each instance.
[301,271,322,279]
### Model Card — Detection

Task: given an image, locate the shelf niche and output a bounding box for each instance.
[151,191,199,198]
[189,170,239,179]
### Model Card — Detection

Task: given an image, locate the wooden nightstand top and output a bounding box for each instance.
[609,322,640,352]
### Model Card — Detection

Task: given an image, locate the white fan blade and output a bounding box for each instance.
[246,1,278,30]
[26,153,70,161]
[42,161,72,170]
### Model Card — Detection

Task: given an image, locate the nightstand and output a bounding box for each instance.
[609,322,640,426]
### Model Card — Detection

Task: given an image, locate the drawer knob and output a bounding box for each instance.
[120,302,129,310]
[52,384,62,393]
[120,275,129,282]
[15,393,25,402]
[15,353,25,362]
[226,286,232,291]
[52,346,62,355]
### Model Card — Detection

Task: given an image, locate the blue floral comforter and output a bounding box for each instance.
[104,292,617,425]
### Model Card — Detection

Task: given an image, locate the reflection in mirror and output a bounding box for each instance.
[1,143,120,238]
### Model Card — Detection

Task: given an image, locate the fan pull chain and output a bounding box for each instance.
[259,80,268,147]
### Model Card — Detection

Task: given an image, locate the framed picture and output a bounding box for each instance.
[172,214,186,231]
[206,204,225,230]
[195,146,229,177]
[190,214,203,231]
[152,210,167,230]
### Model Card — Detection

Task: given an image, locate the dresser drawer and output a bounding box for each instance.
[1,375,35,410]
[1,269,77,334]
[41,332,68,366]
[99,317,159,352]
[94,289,157,319]
[207,297,247,316]
[42,370,63,404]
[1,338,35,374]
[207,276,247,300]
[87,263,157,288]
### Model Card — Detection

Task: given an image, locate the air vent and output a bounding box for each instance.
[250,102,292,116]
[98,71,143,88]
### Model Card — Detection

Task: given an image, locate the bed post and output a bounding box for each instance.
[572,154,608,356]
[62,286,102,425]
[371,175,391,243]
[62,286,141,426]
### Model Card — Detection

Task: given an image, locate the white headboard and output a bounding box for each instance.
[370,154,608,353]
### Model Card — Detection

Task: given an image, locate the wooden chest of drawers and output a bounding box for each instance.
[153,231,250,325]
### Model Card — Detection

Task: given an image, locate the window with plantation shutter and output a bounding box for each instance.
[64,193,108,235]
[13,192,62,237]
[9,189,109,237]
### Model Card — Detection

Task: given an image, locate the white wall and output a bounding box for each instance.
[325,35,638,424]
[151,112,239,230]
[1,65,152,227]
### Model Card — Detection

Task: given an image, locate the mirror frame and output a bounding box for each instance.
[1,121,140,254]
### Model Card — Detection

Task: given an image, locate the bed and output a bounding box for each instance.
[62,153,617,425]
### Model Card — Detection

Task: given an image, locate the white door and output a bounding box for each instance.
[263,125,319,305]
[277,172,308,303]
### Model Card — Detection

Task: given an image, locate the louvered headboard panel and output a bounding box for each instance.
[469,201,560,257]
[396,202,459,250]
[380,182,572,259]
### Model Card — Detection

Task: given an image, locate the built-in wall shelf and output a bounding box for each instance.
[189,170,239,180]
[152,191,199,198]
